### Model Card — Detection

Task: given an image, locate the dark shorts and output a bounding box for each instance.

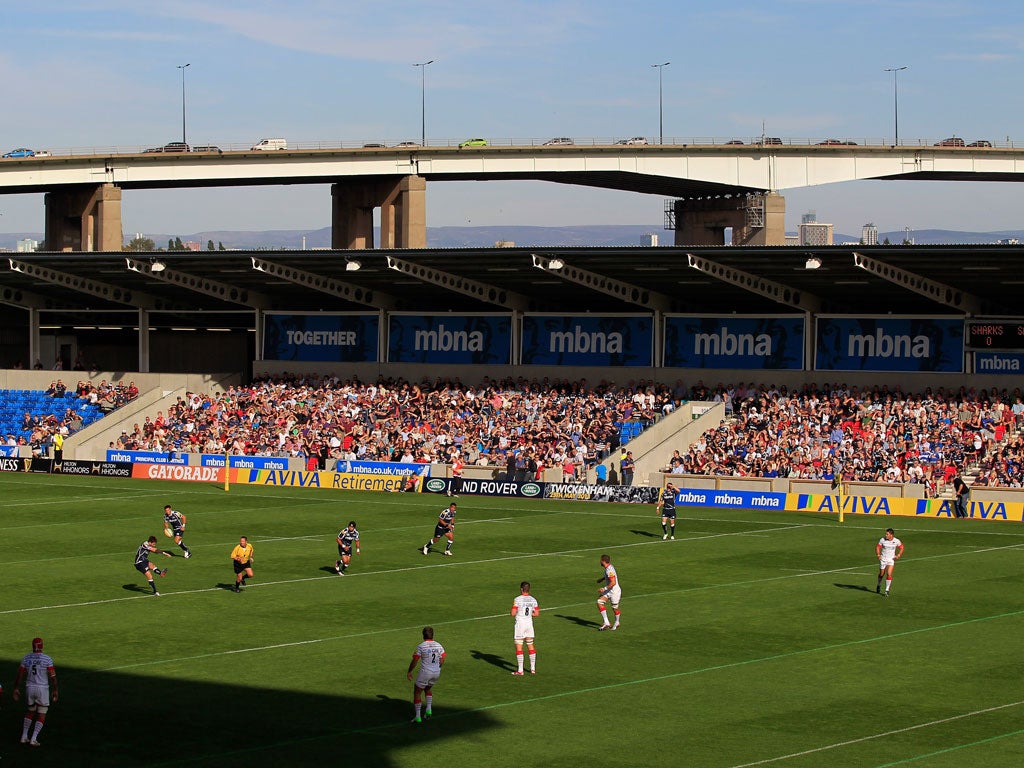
[433,524,452,539]
[171,527,185,538]
[233,560,252,574]
[661,508,677,519]
[338,544,352,557]
[135,561,151,575]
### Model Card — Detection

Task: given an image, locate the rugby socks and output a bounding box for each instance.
[516,653,524,673]
[598,605,610,626]
[425,693,432,716]
[662,522,668,535]
[885,579,892,594]
[31,717,45,742]
[613,609,621,628]
[529,648,536,672]
[21,716,32,741]
[445,541,453,554]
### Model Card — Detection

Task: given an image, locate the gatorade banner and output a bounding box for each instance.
[263,312,379,362]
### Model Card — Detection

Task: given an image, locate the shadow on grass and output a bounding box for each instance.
[470,649,516,672]
[319,565,340,575]
[834,583,872,592]
[121,583,152,594]
[629,529,660,538]
[554,614,601,629]
[8,663,499,768]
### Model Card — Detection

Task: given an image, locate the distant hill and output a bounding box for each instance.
[2,226,1022,251]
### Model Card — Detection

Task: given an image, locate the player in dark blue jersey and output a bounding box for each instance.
[335,521,361,575]
[135,536,172,596]
[163,504,192,559]
[422,503,457,557]
[658,482,678,540]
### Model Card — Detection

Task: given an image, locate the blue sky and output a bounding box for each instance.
[2,0,1022,238]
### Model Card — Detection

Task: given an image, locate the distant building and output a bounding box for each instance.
[183,240,202,252]
[861,223,878,245]
[784,234,800,246]
[998,238,1021,245]
[798,221,833,246]
[643,233,659,246]
[801,211,817,224]
[16,238,39,252]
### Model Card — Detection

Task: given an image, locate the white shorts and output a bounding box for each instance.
[600,586,622,608]
[879,558,895,570]
[415,671,440,689]
[26,685,50,710]
[514,621,535,641]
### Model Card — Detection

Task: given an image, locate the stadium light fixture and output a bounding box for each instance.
[805,257,822,270]
[345,258,362,271]
[531,253,565,270]
[150,260,167,273]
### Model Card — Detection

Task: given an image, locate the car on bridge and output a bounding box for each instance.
[754,137,783,146]
[967,140,992,148]
[3,148,36,158]
[934,137,965,147]
[543,137,574,146]
[394,141,420,148]
[458,138,489,148]
[192,145,222,153]
[143,142,191,153]
[615,136,648,145]
[816,139,858,146]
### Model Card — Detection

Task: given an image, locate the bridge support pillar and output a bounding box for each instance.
[44,183,123,252]
[673,192,785,246]
[331,175,427,249]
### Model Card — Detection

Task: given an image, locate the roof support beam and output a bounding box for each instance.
[384,255,530,310]
[852,252,982,314]
[125,257,269,309]
[685,253,821,312]
[9,258,160,310]
[250,257,395,310]
[530,254,673,311]
[0,282,61,310]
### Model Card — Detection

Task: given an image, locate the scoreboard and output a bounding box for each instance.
[967,321,1024,350]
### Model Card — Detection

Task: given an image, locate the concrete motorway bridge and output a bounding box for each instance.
[2,137,1022,251]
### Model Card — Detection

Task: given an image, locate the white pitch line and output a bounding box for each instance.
[726,700,1024,768]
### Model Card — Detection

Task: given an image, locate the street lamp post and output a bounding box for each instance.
[651,62,670,144]
[413,60,434,147]
[177,63,191,145]
[883,66,907,146]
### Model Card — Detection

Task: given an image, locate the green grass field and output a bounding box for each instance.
[2,472,1024,767]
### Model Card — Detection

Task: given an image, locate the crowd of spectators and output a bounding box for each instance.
[110,374,693,480]
[668,381,1023,493]
[99,373,1024,491]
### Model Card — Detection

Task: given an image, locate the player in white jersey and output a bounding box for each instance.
[12,637,59,747]
[511,581,540,675]
[407,626,446,723]
[875,528,904,597]
[596,554,622,630]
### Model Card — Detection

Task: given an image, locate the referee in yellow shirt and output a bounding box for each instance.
[230,536,254,593]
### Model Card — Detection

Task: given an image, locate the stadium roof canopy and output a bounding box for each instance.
[1,244,1021,325]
